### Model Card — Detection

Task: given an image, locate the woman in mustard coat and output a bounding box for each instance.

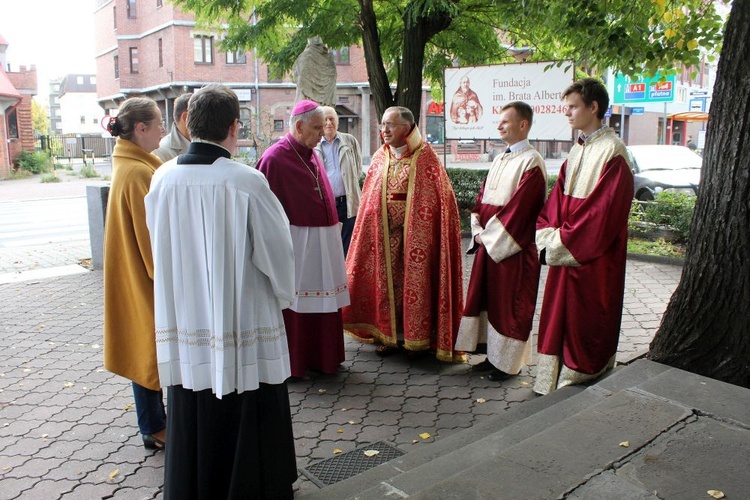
[103,97,166,450]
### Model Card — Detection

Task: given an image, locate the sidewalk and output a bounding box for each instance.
[0,253,682,499]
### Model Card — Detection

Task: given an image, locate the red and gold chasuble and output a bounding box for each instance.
[343,127,464,362]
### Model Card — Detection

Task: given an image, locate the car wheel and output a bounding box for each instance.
[636,190,655,202]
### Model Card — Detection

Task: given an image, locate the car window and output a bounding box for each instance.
[628,146,702,172]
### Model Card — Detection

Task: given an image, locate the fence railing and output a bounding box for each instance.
[35,134,115,163]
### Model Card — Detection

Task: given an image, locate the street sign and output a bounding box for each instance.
[690,90,709,97]
[631,107,645,115]
[604,105,613,118]
[613,72,676,104]
[690,99,704,112]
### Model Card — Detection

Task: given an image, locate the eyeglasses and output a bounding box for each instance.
[379,122,408,131]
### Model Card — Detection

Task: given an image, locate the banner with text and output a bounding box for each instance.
[444,62,574,141]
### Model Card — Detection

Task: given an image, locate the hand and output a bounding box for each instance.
[474,234,483,245]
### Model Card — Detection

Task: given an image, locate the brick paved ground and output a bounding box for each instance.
[0,255,682,499]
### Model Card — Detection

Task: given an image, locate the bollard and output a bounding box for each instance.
[86,185,110,270]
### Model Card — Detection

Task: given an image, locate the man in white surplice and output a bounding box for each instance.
[145,84,298,499]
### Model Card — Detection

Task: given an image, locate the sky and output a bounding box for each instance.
[0,0,97,103]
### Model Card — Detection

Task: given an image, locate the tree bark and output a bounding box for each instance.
[648,0,750,388]
[358,0,396,121]
[396,3,453,124]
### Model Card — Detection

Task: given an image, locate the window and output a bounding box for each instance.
[114,54,119,79]
[80,116,86,125]
[157,0,163,7]
[91,76,96,85]
[194,36,213,64]
[332,46,350,65]
[129,47,139,73]
[158,38,163,67]
[93,117,98,125]
[273,120,284,131]
[226,50,246,64]
[113,6,116,29]
[7,109,19,138]
[77,76,84,85]
[127,0,136,18]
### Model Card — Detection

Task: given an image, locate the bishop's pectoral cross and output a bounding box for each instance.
[314,178,323,199]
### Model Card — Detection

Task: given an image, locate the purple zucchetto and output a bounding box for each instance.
[291,100,319,116]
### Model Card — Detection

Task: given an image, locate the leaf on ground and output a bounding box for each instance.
[419,433,431,440]
[707,490,725,499]
[520,381,530,386]
[412,439,419,444]
[109,469,119,479]
[123,403,134,411]
[63,382,75,388]
[91,344,100,349]
[22,369,31,373]
[347,421,357,425]
[619,441,630,447]
[41,434,49,439]
[332,449,343,454]
[476,398,486,404]
[340,408,348,411]
[317,389,326,394]
[363,450,380,457]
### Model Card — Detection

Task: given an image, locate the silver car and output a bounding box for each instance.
[627,145,702,201]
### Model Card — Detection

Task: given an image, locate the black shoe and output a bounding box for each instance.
[472,359,494,372]
[487,369,511,382]
[405,349,429,361]
[142,434,165,451]
[375,345,399,357]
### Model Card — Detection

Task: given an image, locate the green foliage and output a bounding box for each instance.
[13,151,52,174]
[79,164,99,178]
[40,172,61,183]
[32,100,50,136]
[446,167,487,211]
[627,238,685,258]
[174,0,727,116]
[641,192,696,242]
[9,169,32,180]
[546,174,558,196]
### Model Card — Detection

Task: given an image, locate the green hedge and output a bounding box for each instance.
[13,151,52,174]
[630,192,696,242]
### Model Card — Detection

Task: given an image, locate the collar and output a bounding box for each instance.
[177,141,232,165]
[191,138,233,156]
[579,125,609,144]
[508,139,530,153]
[321,134,340,145]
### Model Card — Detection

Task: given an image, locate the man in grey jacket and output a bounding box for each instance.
[315,106,363,256]
[152,93,191,162]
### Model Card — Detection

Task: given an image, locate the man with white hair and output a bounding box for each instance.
[258,100,350,379]
[315,106,362,255]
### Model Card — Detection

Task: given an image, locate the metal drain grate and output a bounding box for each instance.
[300,441,405,487]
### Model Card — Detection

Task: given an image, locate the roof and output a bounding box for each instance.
[0,69,22,100]
[668,111,709,123]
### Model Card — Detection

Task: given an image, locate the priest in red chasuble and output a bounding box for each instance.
[343,106,464,362]
[454,102,547,382]
[258,100,350,379]
[534,78,633,395]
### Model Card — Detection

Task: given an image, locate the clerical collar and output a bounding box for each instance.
[507,139,530,153]
[389,144,409,159]
[579,125,609,144]
[192,138,233,156]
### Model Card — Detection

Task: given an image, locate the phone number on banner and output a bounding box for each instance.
[533,104,568,114]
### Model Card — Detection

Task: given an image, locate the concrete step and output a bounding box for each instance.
[299,360,672,499]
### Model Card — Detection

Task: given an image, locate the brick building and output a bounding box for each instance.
[93,0,434,161]
[0,34,38,178]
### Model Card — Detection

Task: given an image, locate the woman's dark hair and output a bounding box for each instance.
[107,97,159,140]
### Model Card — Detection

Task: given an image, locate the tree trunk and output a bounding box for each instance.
[648,0,750,388]
[396,3,453,124]
[358,0,396,121]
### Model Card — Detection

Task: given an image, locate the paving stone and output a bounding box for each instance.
[308,439,359,460]
[356,425,401,444]
[35,439,87,460]
[368,396,403,411]
[435,398,474,414]
[398,412,438,429]
[0,476,27,500]
[109,485,163,499]
[65,481,119,499]
[44,458,101,481]
[402,385,439,399]
[19,478,78,499]
[434,411,476,431]
[294,420,328,440]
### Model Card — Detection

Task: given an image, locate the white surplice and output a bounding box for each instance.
[145,157,296,398]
